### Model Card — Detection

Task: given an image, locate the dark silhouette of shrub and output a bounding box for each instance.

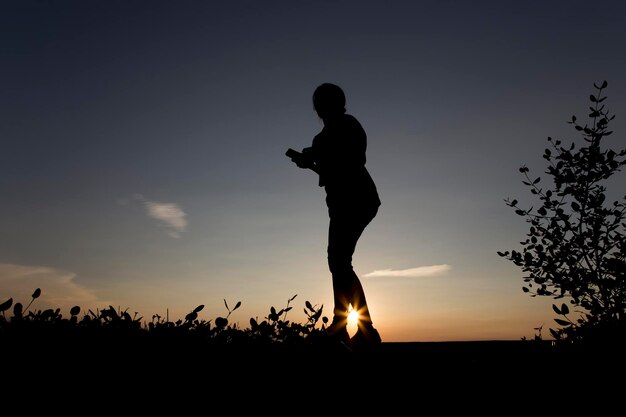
[0,289,330,350]
[499,81,626,344]
[247,294,328,345]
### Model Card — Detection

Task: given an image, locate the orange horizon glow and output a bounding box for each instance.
[0,262,558,342]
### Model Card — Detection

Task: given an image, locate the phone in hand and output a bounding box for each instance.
[285,148,301,159]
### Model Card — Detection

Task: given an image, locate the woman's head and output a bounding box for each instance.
[313,83,346,120]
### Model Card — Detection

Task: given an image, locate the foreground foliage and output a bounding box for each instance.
[500,81,626,343]
[0,289,330,348]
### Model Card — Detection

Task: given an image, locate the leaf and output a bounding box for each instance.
[601,80,608,89]
[305,301,313,311]
[515,209,526,216]
[560,303,569,315]
[185,311,198,322]
[250,317,258,328]
[70,306,81,316]
[233,301,241,311]
[193,305,205,313]
[284,307,292,312]
[554,318,571,326]
[13,302,23,316]
[0,298,13,312]
[289,294,298,302]
[549,328,560,339]
[590,94,597,102]
[215,317,228,328]
[270,306,276,315]
[537,207,547,216]
[533,177,541,184]
[224,299,229,311]
[32,288,41,299]
[522,287,529,293]
[552,304,561,315]
[108,306,118,319]
[571,202,580,211]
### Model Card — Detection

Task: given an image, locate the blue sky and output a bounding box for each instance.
[1,1,625,340]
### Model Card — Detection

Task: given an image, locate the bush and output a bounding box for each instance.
[499,81,626,344]
[0,289,331,350]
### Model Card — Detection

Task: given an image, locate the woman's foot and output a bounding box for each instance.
[326,318,350,344]
[350,323,382,348]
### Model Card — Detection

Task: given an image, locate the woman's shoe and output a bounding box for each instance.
[326,320,350,344]
[350,323,382,348]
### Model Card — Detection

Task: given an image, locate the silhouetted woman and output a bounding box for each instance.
[289,83,382,345]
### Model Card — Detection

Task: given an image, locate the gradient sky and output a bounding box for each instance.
[2,1,626,341]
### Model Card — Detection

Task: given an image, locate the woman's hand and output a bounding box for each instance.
[293,154,313,169]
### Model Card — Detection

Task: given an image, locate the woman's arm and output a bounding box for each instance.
[301,147,319,174]
[289,147,319,174]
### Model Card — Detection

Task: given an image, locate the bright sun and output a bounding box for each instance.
[348,309,359,327]
[347,307,360,337]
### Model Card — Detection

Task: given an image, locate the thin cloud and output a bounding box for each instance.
[134,195,187,238]
[0,263,105,312]
[364,264,451,278]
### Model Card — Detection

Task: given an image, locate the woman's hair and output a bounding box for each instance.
[313,83,346,116]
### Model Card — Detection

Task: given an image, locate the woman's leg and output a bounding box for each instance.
[327,209,376,328]
[348,268,372,324]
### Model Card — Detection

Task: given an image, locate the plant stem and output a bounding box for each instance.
[23,298,35,314]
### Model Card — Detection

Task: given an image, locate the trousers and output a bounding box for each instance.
[327,206,378,323]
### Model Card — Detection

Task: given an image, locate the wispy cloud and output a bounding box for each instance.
[133,194,187,238]
[145,201,187,238]
[364,264,451,278]
[0,263,105,312]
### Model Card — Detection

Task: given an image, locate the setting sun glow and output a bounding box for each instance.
[347,306,360,337]
[3,2,616,344]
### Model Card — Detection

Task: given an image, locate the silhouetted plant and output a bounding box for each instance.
[184,304,205,323]
[0,297,12,319]
[282,293,298,322]
[247,294,328,344]
[13,302,23,319]
[499,81,626,343]
[215,299,241,329]
[23,288,41,314]
[521,324,544,342]
[0,288,334,350]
